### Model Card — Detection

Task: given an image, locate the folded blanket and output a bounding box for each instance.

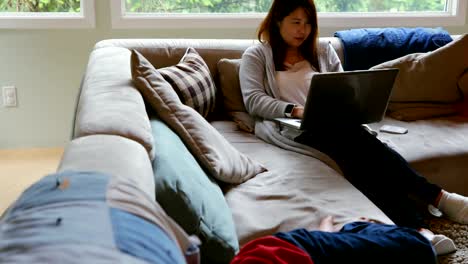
[334,27,453,71]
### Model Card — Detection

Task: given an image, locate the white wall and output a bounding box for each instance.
[1,0,467,149]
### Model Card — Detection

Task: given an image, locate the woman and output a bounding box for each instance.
[239,0,468,231]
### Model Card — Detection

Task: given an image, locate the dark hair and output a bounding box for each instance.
[257,0,319,71]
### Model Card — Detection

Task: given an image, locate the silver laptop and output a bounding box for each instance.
[275,68,399,131]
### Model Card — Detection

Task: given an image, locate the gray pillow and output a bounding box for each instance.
[131,49,266,184]
[217,58,255,133]
[371,34,468,103]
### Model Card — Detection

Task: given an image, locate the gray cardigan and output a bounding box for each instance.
[239,41,343,170]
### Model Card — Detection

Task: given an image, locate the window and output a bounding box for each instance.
[123,0,448,13]
[111,0,466,29]
[0,0,95,28]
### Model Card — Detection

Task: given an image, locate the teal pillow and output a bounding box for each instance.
[151,118,239,264]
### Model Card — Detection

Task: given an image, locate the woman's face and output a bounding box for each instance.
[278,7,312,49]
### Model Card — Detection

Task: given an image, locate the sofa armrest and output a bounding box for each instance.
[57,134,155,200]
[74,47,155,160]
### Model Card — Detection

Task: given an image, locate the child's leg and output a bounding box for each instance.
[418,228,457,255]
[275,222,437,264]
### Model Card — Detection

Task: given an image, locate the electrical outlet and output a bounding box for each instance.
[3,86,17,107]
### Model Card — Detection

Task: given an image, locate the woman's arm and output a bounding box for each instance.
[239,46,290,120]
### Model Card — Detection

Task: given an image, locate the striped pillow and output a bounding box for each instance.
[159,47,216,118]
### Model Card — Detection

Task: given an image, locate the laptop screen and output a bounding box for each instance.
[300,68,398,130]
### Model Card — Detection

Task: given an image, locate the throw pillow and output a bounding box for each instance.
[371,34,468,103]
[217,58,255,133]
[457,71,468,117]
[459,70,468,97]
[159,47,216,118]
[386,102,459,121]
[151,118,239,264]
[131,49,266,184]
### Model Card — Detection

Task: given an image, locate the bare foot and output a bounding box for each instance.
[319,215,335,232]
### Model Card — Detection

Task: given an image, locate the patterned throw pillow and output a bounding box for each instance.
[131,49,266,184]
[159,47,216,118]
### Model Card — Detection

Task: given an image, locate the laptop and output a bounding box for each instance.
[275,68,399,131]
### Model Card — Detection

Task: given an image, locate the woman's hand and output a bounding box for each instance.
[292,106,304,119]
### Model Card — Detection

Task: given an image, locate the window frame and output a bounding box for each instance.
[110,0,467,29]
[0,0,95,29]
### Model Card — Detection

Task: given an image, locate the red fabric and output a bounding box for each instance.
[230,236,314,264]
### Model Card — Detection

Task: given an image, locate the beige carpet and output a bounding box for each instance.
[0,147,63,214]
[427,216,468,264]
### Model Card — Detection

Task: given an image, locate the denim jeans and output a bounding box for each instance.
[275,222,437,264]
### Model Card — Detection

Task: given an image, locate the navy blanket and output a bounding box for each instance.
[334,27,453,71]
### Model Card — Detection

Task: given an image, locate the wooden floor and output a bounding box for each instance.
[0,147,64,214]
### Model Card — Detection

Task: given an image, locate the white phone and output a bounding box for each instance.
[379,125,408,134]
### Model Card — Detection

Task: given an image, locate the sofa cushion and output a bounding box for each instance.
[74,47,155,160]
[385,102,459,121]
[209,121,393,247]
[458,71,468,116]
[371,34,468,103]
[370,116,468,197]
[57,134,155,200]
[131,49,266,184]
[217,58,255,133]
[56,135,201,263]
[459,70,468,97]
[159,47,216,118]
[151,118,238,264]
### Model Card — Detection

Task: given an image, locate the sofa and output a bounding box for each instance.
[2,34,467,264]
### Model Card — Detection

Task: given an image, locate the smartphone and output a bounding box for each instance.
[379,125,408,134]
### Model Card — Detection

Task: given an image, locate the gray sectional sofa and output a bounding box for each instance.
[69,36,468,262]
[3,36,467,264]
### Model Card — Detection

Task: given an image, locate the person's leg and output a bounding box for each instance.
[295,124,440,228]
[319,216,456,256]
[274,222,437,264]
[361,132,468,224]
[418,228,457,255]
[436,191,468,224]
[298,124,441,201]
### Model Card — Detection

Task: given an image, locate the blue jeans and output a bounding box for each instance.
[295,124,441,228]
[275,222,436,264]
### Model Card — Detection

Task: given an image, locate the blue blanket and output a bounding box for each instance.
[334,27,453,71]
